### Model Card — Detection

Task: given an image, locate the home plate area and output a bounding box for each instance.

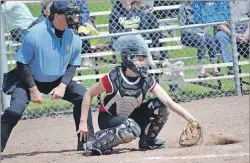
[1,95,249,163]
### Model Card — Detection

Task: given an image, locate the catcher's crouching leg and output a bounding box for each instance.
[84,118,141,156]
[139,98,170,150]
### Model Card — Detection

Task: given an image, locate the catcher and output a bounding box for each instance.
[77,36,202,155]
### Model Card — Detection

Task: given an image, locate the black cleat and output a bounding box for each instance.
[77,141,85,151]
[139,137,166,150]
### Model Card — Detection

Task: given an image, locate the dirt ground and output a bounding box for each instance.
[1,95,249,163]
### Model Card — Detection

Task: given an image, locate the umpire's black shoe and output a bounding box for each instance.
[139,136,166,150]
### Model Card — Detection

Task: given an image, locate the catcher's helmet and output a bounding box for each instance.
[121,45,149,77]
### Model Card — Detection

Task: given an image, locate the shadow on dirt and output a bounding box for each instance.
[1,149,76,160]
[78,147,150,157]
[2,147,163,159]
[105,147,144,155]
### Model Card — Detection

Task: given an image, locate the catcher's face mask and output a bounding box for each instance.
[64,5,82,33]
[50,3,82,34]
[121,46,149,77]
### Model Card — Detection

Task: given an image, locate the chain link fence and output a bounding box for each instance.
[1,0,249,119]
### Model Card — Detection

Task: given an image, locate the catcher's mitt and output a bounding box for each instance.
[179,121,203,147]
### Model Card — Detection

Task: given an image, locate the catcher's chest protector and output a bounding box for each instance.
[103,67,155,116]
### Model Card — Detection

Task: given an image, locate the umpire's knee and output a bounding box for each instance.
[71,83,87,105]
[2,109,22,126]
[2,99,29,125]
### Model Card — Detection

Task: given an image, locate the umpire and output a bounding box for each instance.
[1,1,94,152]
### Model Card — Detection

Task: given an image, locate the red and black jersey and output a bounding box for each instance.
[99,66,156,116]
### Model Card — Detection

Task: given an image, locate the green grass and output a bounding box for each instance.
[26,3,42,17]
[5,2,249,117]
[88,1,112,25]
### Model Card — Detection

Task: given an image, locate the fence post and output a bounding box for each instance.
[0,10,10,112]
[229,1,242,96]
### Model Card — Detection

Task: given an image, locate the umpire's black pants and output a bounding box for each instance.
[1,78,94,152]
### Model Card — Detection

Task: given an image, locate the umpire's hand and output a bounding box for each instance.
[49,83,66,100]
[29,86,43,104]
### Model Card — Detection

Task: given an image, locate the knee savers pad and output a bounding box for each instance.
[1,109,22,126]
[146,98,170,142]
[114,118,141,146]
[85,118,141,155]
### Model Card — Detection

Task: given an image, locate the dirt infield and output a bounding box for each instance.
[1,95,249,163]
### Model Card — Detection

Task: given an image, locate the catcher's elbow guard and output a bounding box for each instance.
[179,120,203,147]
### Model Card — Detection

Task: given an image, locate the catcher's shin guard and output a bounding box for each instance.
[85,118,141,156]
[139,98,170,149]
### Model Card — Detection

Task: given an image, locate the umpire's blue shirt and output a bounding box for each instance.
[15,19,81,82]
